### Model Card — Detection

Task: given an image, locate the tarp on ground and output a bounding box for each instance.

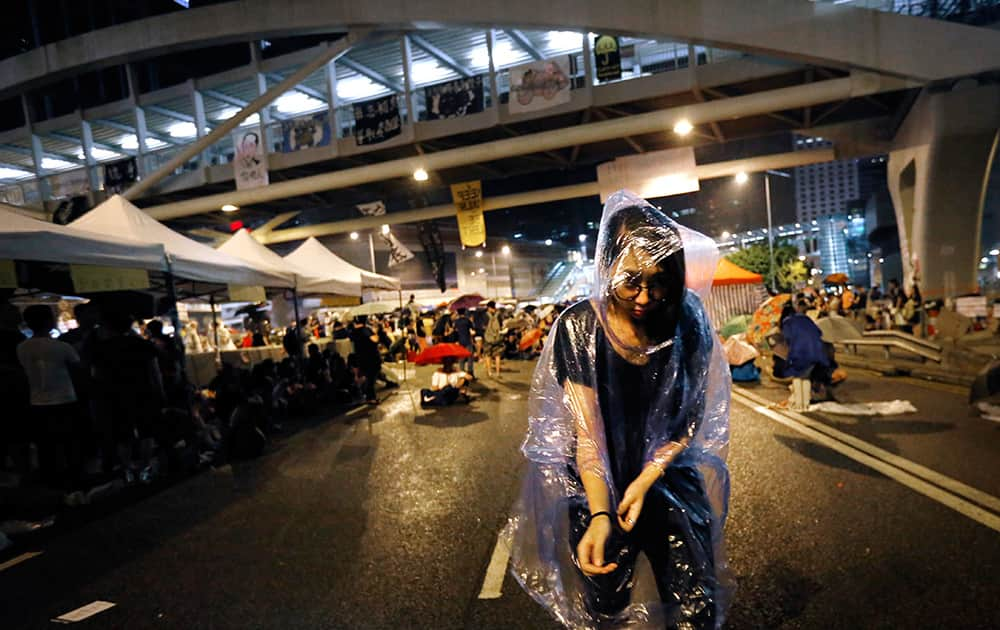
[70,195,293,287]
[705,258,767,328]
[217,229,357,296]
[0,204,166,270]
[283,236,399,293]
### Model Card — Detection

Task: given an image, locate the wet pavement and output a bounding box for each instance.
[0,360,997,629]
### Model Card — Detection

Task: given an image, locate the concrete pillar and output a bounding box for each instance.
[324,48,341,139]
[400,35,416,124]
[888,82,1000,298]
[486,29,499,109]
[79,117,100,192]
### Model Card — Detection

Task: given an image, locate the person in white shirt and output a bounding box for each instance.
[16,305,82,487]
[420,357,471,407]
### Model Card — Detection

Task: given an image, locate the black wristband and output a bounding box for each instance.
[588,511,613,524]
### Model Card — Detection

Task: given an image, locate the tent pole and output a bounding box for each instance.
[292,287,303,377]
[210,293,221,366]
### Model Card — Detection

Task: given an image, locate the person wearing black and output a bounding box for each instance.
[506,192,732,628]
[349,316,381,404]
[453,308,475,380]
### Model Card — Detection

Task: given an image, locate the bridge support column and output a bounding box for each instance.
[888,83,999,298]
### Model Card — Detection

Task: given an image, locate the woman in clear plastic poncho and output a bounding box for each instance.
[506,190,732,629]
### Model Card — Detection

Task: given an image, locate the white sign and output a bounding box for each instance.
[597,147,700,202]
[232,128,269,190]
[507,56,572,114]
[381,232,415,267]
[955,296,988,318]
[357,200,386,216]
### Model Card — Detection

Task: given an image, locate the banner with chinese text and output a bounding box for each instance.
[451,180,486,247]
[353,95,402,146]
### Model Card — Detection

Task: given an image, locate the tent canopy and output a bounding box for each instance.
[218,229,357,296]
[284,237,400,294]
[713,258,764,286]
[70,195,293,287]
[0,204,166,270]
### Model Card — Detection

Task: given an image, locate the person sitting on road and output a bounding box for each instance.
[420,357,471,407]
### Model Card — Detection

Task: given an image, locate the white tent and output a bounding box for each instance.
[0,205,166,270]
[217,229,358,296]
[70,195,293,287]
[284,237,400,293]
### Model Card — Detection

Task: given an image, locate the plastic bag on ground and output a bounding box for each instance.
[808,400,917,416]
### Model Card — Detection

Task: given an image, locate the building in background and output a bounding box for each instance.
[794,137,860,223]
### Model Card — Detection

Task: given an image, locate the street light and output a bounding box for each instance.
[381,224,390,235]
[545,239,553,246]
[413,168,428,181]
[349,231,359,240]
[501,245,511,255]
[475,250,483,258]
[734,172,749,185]
[721,231,731,240]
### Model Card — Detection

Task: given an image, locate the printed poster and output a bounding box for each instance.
[281,112,332,152]
[508,56,571,115]
[424,76,485,120]
[353,95,402,146]
[232,128,269,190]
[451,180,486,248]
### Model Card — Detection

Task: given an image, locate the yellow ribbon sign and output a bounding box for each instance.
[70,265,149,293]
[451,180,486,248]
[0,260,16,288]
[228,284,266,303]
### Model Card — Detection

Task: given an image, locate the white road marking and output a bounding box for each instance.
[732,389,1000,533]
[0,551,42,572]
[478,527,512,599]
[51,600,115,623]
[735,387,1000,514]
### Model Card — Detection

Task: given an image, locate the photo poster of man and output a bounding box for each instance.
[353,94,402,146]
[424,75,485,120]
[280,112,332,152]
[232,128,269,190]
[103,157,138,194]
[593,34,622,82]
[507,56,572,114]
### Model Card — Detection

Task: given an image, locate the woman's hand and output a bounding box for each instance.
[577,516,618,576]
[616,464,662,532]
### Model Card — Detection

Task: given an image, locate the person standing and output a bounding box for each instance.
[17,305,82,487]
[453,308,475,380]
[349,316,382,405]
[483,301,504,377]
[506,191,732,628]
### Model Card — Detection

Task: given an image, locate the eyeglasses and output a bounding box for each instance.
[612,275,670,301]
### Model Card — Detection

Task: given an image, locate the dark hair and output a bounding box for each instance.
[457,308,467,316]
[486,300,496,309]
[600,204,686,343]
[103,310,136,334]
[146,319,164,336]
[23,304,55,334]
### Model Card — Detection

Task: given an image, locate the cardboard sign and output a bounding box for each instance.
[70,265,149,294]
[451,181,486,247]
[228,284,266,303]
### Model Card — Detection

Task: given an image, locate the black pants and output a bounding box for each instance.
[569,466,717,628]
[360,366,379,401]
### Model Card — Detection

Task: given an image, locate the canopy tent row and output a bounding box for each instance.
[704,258,768,328]
[69,195,293,289]
[284,236,401,294]
[217,229,359,297]
[0,204,166,271]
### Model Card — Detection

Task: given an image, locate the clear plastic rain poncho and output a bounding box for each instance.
[504,190,732,629]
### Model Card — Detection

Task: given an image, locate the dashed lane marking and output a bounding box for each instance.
[478,527,512,599]
[0,551,42,572]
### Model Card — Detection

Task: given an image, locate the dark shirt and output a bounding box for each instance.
[454,316,473,347]
[349,326,380,370]
[0,329,26,366]
[780,314,829,377]
[92,333,163,400]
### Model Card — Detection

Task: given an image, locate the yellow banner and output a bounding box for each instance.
[451,180,486,248]
[70,265,149,293]
[321,295,362,307]
[228,284,266,303]
[0,260,16,288]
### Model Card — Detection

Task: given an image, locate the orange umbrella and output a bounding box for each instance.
[746,294,791,347]
[519,328,542,351]
[824,273,850,285]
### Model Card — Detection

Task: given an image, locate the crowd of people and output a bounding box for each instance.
[795,278,926,334]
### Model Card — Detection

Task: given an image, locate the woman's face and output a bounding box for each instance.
[609,247,670,322]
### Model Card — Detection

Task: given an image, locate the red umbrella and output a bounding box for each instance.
[413,342,472,365]
[519,328,542,351]
[448,293,485,312]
